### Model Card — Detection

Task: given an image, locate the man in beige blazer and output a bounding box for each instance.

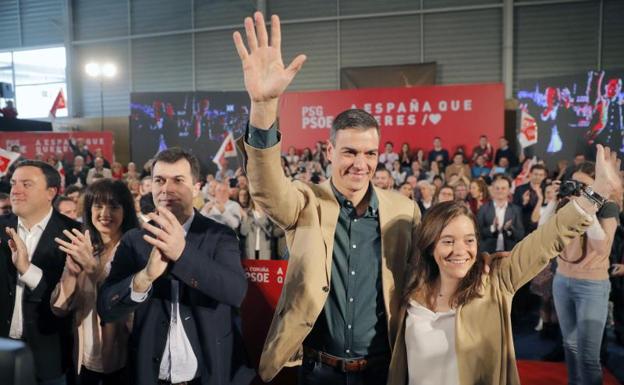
[233,12,420,384]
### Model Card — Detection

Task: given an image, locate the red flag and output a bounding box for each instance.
[518,109,538,148]
[0,148,21,176]
[212,132,237,170]
[49,89,66,119]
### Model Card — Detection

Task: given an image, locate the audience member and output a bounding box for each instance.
[201,181,242,230]
[477,174,525,253]
[513,164,548,233]
[123,161,140,181]
[110,161,124,180]
[453,180,469,202]
[416,180,435,214]
[0,160,80,384]
[0,100,18,118]
[66,155,88,187]
[379,141,399,170]
[471,154,491,179]
[398,182,415,200]
[86,157,112,185]
[51,179,139,385]
[467,178,489,216]
[471,134,494,164]
[436,185,455,203]
[427,137,450,167]
[285,145,299,165]
[445,152,471,181]
[240,200,274,260]
[426,160,444,184]
[69,138,94,165]
[373,167,394,190]
[391,160,407,186]
[494,137,518,169]
[54,195,79,220]
[0,192,11,216]
[399,143,412,172]
[98,147,252,385]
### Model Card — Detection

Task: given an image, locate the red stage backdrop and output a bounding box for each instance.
[0,131,114,161]
[279,83,504,153]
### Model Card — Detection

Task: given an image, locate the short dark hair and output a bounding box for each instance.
[152,147,201,182]
[375,166,392,177]
[330,109,379,144]
[65,184,84,196]
[574,161,595,178]
[0,192,9,200]
[492,173,512,187]
[14,160,61,192]
[530,164,547,173]
[53,195,74,211]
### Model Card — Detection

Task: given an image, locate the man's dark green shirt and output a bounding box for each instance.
[246,124,388,359]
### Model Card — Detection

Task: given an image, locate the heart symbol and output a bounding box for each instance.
[429,113,442,125]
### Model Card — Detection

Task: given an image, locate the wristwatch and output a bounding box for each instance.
[580,185,608,208]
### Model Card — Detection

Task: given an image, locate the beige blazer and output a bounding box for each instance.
[50,245,131,374]
[238,138,421,382]
[387,202,592,385]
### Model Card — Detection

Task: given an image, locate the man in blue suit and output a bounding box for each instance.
[98,148,253,385]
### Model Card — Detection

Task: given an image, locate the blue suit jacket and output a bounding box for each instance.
[98,211,254,385]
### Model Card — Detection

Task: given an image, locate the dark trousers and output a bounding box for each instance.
[78,366,127,385]
[297,356,389,385]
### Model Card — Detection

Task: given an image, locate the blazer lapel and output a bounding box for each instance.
[487,201,496,224]
[375,187,396,331]
[503,204,513,228]
[3,215,18,290]
[317,180,339,284]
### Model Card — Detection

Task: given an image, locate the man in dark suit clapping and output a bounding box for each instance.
[98,148,253,385]
[0,160,80,385]
[477,174,525,253]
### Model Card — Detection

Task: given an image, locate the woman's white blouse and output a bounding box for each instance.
[405,299,459,385]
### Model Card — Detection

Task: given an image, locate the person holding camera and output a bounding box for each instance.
[552,161,619,385]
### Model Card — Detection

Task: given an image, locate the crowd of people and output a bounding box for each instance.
[0,10,623,385]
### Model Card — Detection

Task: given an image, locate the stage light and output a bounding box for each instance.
[84,61,118,131]
[101,63,117,78]
[85,62,101,77]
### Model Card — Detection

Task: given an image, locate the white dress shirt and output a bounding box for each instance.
[405,300,459,385]
[491,201,508,251]
[130,213,198,382]
[9,208,52,339]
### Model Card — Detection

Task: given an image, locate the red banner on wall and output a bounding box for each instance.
[0,131,114,162]
[279,83,504,153]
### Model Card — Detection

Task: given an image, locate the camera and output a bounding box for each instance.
[558,179,585,199]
